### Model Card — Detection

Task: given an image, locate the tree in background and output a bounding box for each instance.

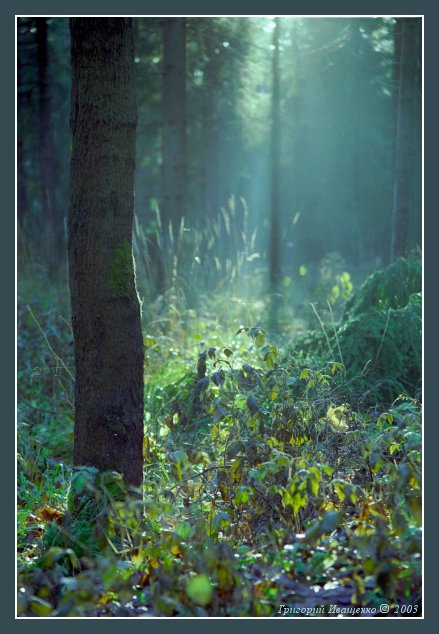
[154,18,187,292]
[269,18,282,290]
[161,18,187,232]
[36,17,59,267]
[68,18,144,487]
[17,17,421,298]
[199,20,221,216]
[17,17,71,264]
[391,18,421,261]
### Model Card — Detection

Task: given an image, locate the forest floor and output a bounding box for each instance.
[17,260,422,618]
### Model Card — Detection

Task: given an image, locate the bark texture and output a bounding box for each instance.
[68,18,144,487]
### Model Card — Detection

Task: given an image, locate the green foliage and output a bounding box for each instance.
[344,255,421,317]
[317,252,354,309]
[17,265,422,617]
[17,12,422,617]
[336,292,421,402]
[293,257,422,404]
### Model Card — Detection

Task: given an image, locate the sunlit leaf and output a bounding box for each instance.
[235,487,249,506]
[37,505,63,525]
[186,575,213,606]
[144,335,156,348]
[255,332,265,347]
[326,405,349,432]
[29,596,53,616]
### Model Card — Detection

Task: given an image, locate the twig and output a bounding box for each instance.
[375,308,391,365]
[310,303,334,357]
[167,464,231,493]
[327,300,344,368]
[18,399,71,416]
[26,305,75,382]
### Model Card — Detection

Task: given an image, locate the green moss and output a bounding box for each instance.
[336,292,421,402]
[344,255,421,318]
[108,240,134,298]
[291,258,422,404]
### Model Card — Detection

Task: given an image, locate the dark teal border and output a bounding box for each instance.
[4,1,436,631]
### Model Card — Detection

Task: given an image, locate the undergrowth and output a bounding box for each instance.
[291,255,422,404]
[17,257,422,617]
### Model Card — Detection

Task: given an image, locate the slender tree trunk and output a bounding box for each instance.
[351,25,366,268]
[68,18,144,487]
[161,18,187,231]
[36,18,59,265]
[392,19,403,135]
[269,18,282,288]
[202,31,221,215]
[17,43,29,229]
[391,18,420,261]
[290,21,299,206]
[285,20,302,257]
[155,18,187,293]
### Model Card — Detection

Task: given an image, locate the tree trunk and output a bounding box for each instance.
[36,18,59,265]
[269,18,282,288]
[202,30,221,215]
[351,24,366,268]
[391,18,420,261]
[161,18,187,232]
[68,18,144,487]
[17,37,29,230]
[285,20,302,259]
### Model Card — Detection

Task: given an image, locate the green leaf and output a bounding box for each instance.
[236,326,248,335]
[176,521,193,539]
[305,511,340,545]
[186,575,213,606]
[144,335,156,348]
[308,467,322,496]
[322,465,334,477]
[29,596,53,616]
[333,480,346,502]
[235,487,249,506]
[255,332,265,347]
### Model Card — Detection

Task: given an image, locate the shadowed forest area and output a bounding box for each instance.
[17,16,422,618]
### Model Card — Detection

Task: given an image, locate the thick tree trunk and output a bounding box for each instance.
[36,18,59,265]
[68,18,144,487]
[161,18,187,231]
[391,18,420,261]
